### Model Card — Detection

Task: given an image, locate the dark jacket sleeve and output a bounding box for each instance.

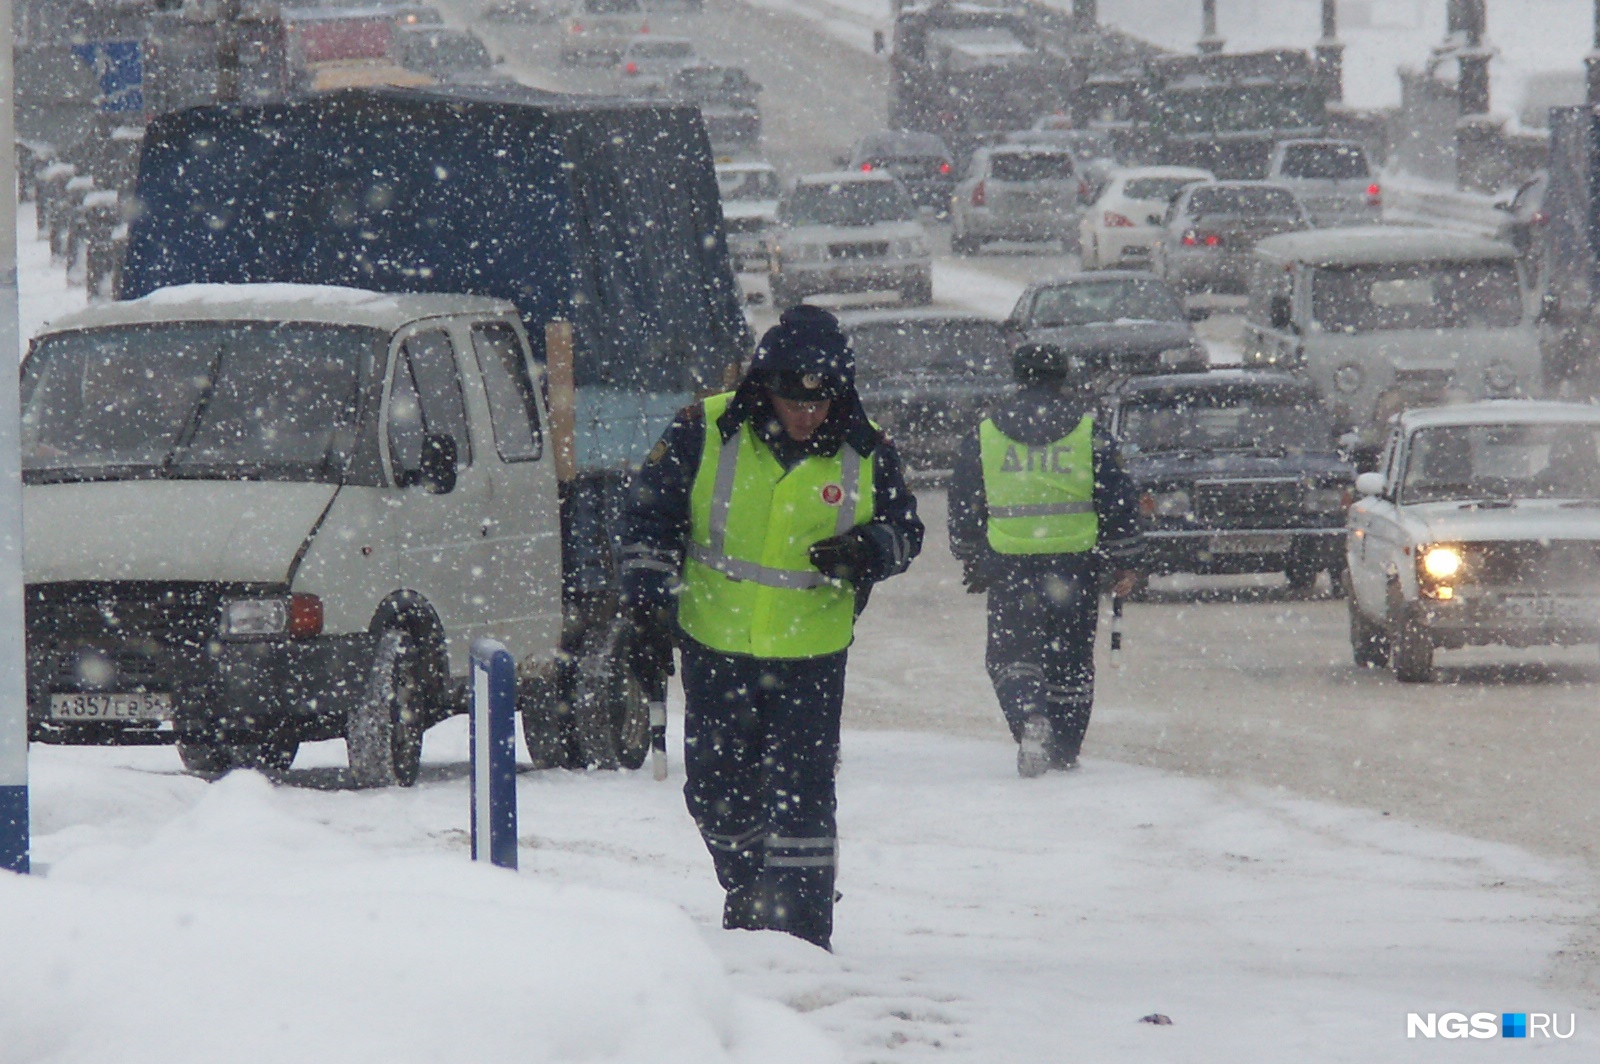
[857,435,924,584]
[946,428,987,566]
[619,407,704,615]
[1091,426,1144,568]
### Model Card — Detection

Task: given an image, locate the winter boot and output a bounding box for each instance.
[1018,714,1051,778]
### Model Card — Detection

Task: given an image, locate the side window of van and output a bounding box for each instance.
[388,331,472,479]
[471,322,543,462]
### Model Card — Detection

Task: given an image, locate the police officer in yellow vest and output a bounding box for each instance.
[621,305,924,950]
[948,344,1143,777]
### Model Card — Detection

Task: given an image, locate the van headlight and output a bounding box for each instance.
[1484,361,1518,394]
[1333,363,1364,394]
[220,593,324,639]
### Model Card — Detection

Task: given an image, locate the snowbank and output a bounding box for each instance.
[0,769,838,1064]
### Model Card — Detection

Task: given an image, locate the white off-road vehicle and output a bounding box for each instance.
[20,284,629,783]
[1346,401,1600,682]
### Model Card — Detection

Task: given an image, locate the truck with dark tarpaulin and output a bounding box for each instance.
[1535,106,1600,391]
[115,84,751,768]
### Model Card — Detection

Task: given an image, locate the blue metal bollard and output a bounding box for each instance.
[470,639,518,870]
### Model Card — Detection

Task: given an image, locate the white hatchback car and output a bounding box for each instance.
[1346,401,1600,682]
[1078,166,1213,271]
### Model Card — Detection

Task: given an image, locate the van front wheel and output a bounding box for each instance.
[347,630,427,787]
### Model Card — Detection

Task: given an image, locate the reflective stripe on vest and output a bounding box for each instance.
[979,415,1099,555]
[678,392,875,659]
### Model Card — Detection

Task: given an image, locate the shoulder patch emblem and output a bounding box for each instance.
[645,440,669,464]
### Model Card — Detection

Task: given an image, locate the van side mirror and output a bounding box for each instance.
[873,30,885,54]
[419,433,459,495]
[1268,294,1294,331]
[1354,471,1386,497]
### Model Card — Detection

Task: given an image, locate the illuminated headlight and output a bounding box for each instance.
[1139,489,1191,518]
[1333,363,1364,394]
[1484,361,1518,393]
[220,594,324,638]
[1303,486,1350,513]
[1420,545,1464,581]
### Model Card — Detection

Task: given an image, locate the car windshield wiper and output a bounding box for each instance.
[1454,496,1517,509]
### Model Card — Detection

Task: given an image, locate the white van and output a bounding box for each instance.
[22,285,566,785]
[1242,227,1539,461]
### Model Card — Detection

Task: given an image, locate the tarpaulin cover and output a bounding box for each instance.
[122,85,750,391]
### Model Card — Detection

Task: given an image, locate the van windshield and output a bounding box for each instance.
[21,322,381,485]
[1312,262,1522,333]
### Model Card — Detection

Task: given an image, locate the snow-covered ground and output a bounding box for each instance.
[9,721,1600,1062]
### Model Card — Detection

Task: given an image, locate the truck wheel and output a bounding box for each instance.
[1347,588,1388,669]
[177,741,233,779]
[570,623,651,770]
[1386,586,1434,683]
[519,670,578,770]
[347,630,427,787]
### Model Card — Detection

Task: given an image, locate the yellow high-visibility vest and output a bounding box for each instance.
[677,392,877,658]
[979,415,1099,555]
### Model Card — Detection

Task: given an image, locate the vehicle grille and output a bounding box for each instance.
[1464,540,1600,592]
[25,582,273,693]
[829,242,888,260]
[1193,478,1304,529]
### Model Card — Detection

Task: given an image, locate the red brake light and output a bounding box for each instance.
[1104,211,1135,228]
[1204,233,1221,247]
[1181,230,1199,247]
[1137,493,1155,517]
[1366,182,1382,205]
[861,162,873,172]
[939,161,952,175]
[570,20,583,32]
[625,61,637,74]
[1532,210,1550,226]
[288,593,324,639]
[972,180,986,207]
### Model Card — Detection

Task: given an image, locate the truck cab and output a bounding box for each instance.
[22,284,564,784]
[1242,227,1538,464]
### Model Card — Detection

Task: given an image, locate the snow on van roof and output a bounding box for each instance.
[1255,226,1516,266]
[1400,400,1600,430]
[41,284,517,334]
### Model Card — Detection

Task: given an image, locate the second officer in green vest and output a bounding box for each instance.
[948,344,1143,777]
[621,305,924,950]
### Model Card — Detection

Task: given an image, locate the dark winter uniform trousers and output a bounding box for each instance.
[679,639,843,950]
[986,569,1098,763]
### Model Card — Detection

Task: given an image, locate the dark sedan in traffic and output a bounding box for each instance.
[1104,369,1354,593]
[840,309,1012,468]
[1005,271,1207,379]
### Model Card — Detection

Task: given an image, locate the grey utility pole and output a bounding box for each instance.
[0,0,30,876]
[1453,0,1491,116]
[1198,0,1224,56]
[1316,0,1344,104]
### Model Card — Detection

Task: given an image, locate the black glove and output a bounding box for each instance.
[808,528,878,583]
[961,561,990,595]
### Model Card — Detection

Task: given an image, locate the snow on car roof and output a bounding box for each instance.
[714,160,777,174]
[1255,226,1516,266]
[1400,400,1600,430]
[42,284,517,334]
[796,169,898,185]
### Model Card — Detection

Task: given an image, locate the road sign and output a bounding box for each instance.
[70,40,143,115]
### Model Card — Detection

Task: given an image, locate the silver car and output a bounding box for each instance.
[950,145,1082,254]
[1268,139,1382,228]
[1154,181,1310,296]
[767,172,933,307]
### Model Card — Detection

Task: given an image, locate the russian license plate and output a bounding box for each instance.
[49,692,174,721]
[1501,596,1596,624]
[1211,534,1292,555]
